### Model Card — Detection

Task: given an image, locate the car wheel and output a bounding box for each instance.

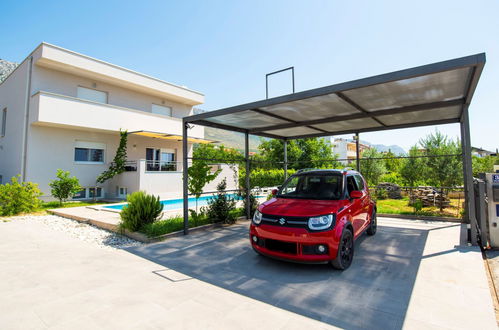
[331,228,354,270]
[367,209,377,236]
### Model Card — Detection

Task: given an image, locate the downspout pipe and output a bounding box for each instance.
[21,56,33,182]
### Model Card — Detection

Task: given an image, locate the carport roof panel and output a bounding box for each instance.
[185,53,485,140]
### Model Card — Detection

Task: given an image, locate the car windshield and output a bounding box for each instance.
[277,172,343,200]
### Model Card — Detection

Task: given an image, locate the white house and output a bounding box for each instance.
[330,137,370,165]
[0,43,236,201]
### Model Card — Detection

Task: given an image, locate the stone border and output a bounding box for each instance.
[379,213,463,223]
[48,209,248,243]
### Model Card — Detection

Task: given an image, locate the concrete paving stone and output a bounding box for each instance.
[0,216,497,329]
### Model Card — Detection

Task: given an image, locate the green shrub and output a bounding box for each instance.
[240,192,258,218]
[413,199,423,215]
[207,179,237,224]
[119,191,163,232]
[375,188,388,200]
[0,175,42,216]
[49,169,82,205]
[239,168,296,189]
[379,172,403,185]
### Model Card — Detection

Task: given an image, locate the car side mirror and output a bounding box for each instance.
[271,189,278,196]
[350,190,363,199]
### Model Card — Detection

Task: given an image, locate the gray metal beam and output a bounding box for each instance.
[460,106,478,245]
[337,92,387,127]
[284,139,288,179]
[250,99,464,134]
[190,120,285,140]
[250,109,327,134]
[245,132,250,219]
[183,53,484,124]
[182,120,189,235]
[355,133,360,171]
[287,118,459,140]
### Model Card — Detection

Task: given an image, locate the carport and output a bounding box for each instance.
[182,53,485,244]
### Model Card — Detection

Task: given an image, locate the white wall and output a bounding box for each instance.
[31,65,195,118]
[25,126,195,200]
[0,59,29,184]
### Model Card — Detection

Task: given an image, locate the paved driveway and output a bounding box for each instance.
[1,217,496,329]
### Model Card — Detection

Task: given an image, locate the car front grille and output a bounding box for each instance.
[264,238,298,255]
[260,214,309,229]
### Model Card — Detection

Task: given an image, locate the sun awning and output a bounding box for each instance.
[183,53,485,140]
[129,131,215,144]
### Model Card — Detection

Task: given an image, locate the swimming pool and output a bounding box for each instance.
[102,193,250,212]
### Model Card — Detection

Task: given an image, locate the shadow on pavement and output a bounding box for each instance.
[126,223,431,329]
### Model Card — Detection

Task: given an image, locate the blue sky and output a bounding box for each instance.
[2,0,498,151]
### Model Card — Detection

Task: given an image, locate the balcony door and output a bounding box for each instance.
[146,148,175,171]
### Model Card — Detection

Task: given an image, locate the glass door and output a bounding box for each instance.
[146,148,160,171]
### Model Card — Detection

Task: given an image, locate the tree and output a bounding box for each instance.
[188,144,224,211]
[49,169,82,205]
[360,148,386,186]
[384,149,402,173]
[472,155,499,177]
[96,130,128,184]
[400,146,425,187]
[256,138,340,170]
[419,130,462,187]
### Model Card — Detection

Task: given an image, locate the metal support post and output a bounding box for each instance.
[284,139,288,179]
[245,131,251,219]
[182,120,189,235]
[355,133,360,172]
[460,107,477,244]
[477,180,488,246]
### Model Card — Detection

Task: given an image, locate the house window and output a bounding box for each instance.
[77,86,108,104]
[89,187,103,198]
[146,148,176,171]
[74,141,105,163]
[116,186,128,198]
[1,108,6,137]
[152,104,172,116]
[72,187,104,199]
[73,189,87,199]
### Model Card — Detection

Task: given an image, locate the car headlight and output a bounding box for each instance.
[308,214,335,231]
[253,210,262,225]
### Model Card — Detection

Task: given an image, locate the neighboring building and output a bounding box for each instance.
[0,43,235,201]
[472,147,497,158]
[330,137,370,165]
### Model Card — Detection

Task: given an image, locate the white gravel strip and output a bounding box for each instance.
[2,214,143,250]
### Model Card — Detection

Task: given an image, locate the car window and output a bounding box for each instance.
[346,176,358,194]
[278,173,343,200]
[354,175,365,191]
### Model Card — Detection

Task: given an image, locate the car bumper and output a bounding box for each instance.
[249,223,341,262]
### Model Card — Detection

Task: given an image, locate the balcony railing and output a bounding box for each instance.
[109,160,138,172]
[145,160,181,172]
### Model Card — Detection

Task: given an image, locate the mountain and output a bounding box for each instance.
[0,59,18,83]
[204,127,261,153]
[370,143,406,155]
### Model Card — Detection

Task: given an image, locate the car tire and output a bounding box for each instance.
[331,228,354,270]
[367,209,377,236]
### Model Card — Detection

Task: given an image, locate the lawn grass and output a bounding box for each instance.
[376,197,463,218]
[0,200,109,218]
[139,208,245,238]
[40,200,106,210]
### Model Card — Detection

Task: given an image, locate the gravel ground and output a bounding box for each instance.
[1,214,143,250]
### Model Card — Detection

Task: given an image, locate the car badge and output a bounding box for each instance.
[279,218,286,225]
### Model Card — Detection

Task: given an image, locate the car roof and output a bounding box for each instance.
[295,169,361,176]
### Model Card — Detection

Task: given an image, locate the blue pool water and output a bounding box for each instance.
[103,193,248,211]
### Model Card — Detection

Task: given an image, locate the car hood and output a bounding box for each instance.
[259,197,345,217]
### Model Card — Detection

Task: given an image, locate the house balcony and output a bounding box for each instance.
[29,91,204,138]
[108,159,184,199]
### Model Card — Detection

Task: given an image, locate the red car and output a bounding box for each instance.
[250,169,376,270]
